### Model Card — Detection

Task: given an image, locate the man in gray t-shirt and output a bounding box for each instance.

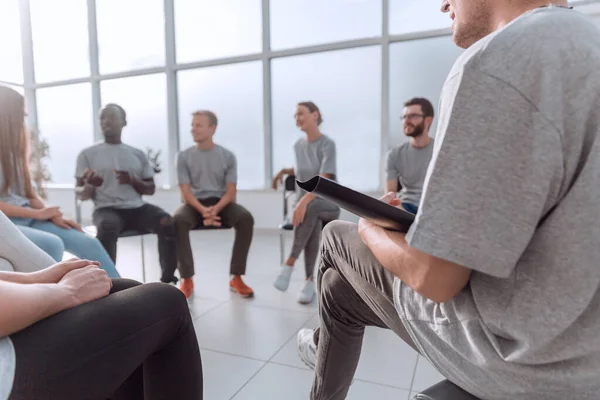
[386,97,435,214]
[75,104,178,284]
[298,3,600,400]
[173,110,255,299]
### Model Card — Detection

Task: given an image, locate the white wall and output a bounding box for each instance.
[47,187,371,230]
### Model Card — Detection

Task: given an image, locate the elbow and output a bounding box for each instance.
[411,267,467,304]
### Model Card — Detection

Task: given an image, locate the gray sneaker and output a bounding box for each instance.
[297,328,317,370]
[274,265,293,292]
[297,279,316,304]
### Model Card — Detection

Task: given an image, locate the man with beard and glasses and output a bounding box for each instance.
[295,1,600,400]
[385,97,435,214]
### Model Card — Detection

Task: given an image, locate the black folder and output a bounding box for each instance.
[296,176,415,232]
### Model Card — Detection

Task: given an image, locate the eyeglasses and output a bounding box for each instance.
[401,113,425,121]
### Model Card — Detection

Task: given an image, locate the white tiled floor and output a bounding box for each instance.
[114,230,445,400]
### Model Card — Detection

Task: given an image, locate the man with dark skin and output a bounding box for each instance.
[75,104,178,284]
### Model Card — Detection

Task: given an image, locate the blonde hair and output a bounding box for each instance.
[192,110,218,126]
[0,86,34,198]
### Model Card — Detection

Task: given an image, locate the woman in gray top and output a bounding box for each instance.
[0,210,204,399]
[272,102,340,304]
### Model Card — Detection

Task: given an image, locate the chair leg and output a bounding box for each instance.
[279,230,285,266]
[140,235,146,283]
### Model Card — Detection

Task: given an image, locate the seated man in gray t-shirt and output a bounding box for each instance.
[297,4,600,400]
[385,97,435,214]
[75,104,178,284]
[173,110,255,299]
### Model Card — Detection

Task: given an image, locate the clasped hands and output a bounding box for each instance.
[201,206,222,227]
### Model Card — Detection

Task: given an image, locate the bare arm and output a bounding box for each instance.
[179,184,207,214]
[213,183,237,215]
[131,177,156,196]
[281,167,294,176]
[0,201,39,219]
[0,271,34,284]
[385,179,399,194]
[76,177,96,201]
[0,281,72,337]
[358,195,472,303]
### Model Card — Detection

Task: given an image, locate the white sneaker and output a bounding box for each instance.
[297,279,316,304]
[297,328,317,370]
[274,265,293,292]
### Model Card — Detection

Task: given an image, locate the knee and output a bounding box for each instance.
[143,282,190,317]
[319,268,345,305]
[96,218,120,238]
[321,220,352,250]
[173,211,193,229]
[158,215,177,238]
[236,210,254,229]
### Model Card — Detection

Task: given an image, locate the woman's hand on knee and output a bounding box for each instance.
[30,258,100,284]
[57,264,112,308]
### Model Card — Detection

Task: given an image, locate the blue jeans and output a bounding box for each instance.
[401,202,419,215]
[12,218,120,278]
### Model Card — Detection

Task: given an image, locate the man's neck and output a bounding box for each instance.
[304,127,322,142]
[104,135,122,145]
[411,134,431,148]
[196,139,216,150]
[493,1,569,30]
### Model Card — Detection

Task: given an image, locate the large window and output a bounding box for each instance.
[30,0,90,83]
[36,84,94,185]
[270,0,382,50]
[178,62,264,189]
[272,47,382,191]
[0,0,23,83]
[389,36,463,147]
[100,74,170,187]
[21,0,494,192]
[96,0,165,75]
[175,0,262,63]
[389,0,451,35]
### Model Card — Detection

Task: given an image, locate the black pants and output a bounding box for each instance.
[9,279,203,400]
[93,204,178,282]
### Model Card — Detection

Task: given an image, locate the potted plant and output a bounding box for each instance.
[146,147,162,174]
[29,127,52,199]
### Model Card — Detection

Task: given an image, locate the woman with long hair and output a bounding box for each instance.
[272,101,340,304]
[0,85,119,278]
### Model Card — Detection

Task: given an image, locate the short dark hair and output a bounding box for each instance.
[104,103,127,121]
[404,97,434,119]
[297,101,323,125]
[192,110,218,126]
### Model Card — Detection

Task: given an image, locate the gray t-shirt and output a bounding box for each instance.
[75,142,154,210]
[294,134,336,201]
[176,144,237,200]
[396,7,600,400]
[386,140,434,206]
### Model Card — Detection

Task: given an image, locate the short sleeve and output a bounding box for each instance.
[406,67,563,278]
[75,151,89,179]
[386,148,401,181]
[175,152,191,185]
[225,152,237,184]
[140,153,154,180]
[319,139,336,176]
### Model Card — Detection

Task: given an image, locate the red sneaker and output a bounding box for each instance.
[229,276,254,298]
[179,278,194,299]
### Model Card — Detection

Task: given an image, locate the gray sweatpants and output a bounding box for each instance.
[310,220,419,400]
[289,198,340,278]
